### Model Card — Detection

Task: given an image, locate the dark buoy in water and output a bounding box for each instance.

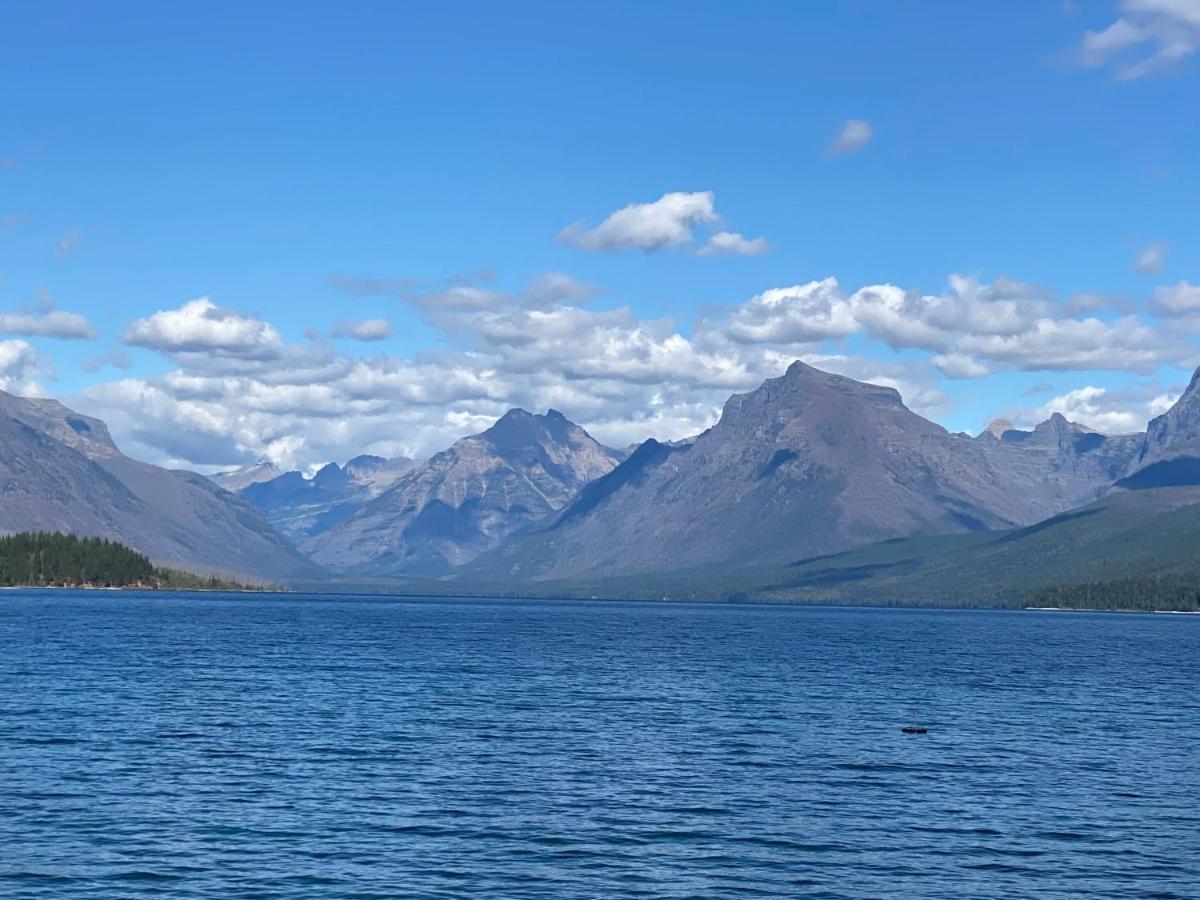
[901,711,927,735]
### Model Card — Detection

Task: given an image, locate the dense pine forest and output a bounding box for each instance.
[0,532,269,590]
[1026,574,1200,612]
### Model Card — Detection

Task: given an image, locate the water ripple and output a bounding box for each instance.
[1,591,1198,897]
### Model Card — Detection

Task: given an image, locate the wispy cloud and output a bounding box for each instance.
[331,318,393,341]
[56,228,83,259]
[1133,241,1168,274]
[698,231,770,256]
[1071,0,1200,80]
[829,119,872,154]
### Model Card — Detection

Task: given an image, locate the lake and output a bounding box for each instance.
[1,592,1198,897]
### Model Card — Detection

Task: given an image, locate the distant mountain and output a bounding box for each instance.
[0,391,318,580]
[210,460,282,493]
[459,362,1145,584]
[976,413,1143,509]
[239,454,416,544]
[305,409,621,575]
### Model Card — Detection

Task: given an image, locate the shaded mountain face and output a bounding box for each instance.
[1123,369,1200,488]
[459,362,1146,584]
[0,391,318,581]
[238,455,416,544]
[304,409,621,575]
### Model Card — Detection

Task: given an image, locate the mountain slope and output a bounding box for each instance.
[305,409,620,575]
[239,454,416,544]
[0,391,318,580]
[461,362,1142,583]
[744,484,1200,605]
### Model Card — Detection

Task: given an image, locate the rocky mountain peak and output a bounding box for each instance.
[1134,365,1200,470]
[483,407,579,452]
[0,390,118,456]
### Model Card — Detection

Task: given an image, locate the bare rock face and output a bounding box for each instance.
[462,362,1146,583]
[238,455,417,544]
[0,391,319,581]
[1119,368,1200,488]
[304,409,621,575]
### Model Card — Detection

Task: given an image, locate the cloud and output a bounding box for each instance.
[1134,242,1168,274]
[1072,0,1200,80]
[1150,280,1200,316]
[123,298,283,359]
[698,231,770,256]
[0,308,97,339]
[331,318,393,341]
[931,353,991,379]
[719,273,1188,376]
[56,229,83,259]
[524,272,599,307]
[724,279,858,344]
[73,267,1200,472]
[83,349,134,373]
[0,339,42,394]
[1028,383,1179,434]
[829,119,872,154]
[558,191,718,252]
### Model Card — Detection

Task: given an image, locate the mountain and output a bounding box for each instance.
[732,484,1200,606]
[304,409,621,575]
[238,454,416,544]
[458,362,1145,584]
[976,413,1143,508]
[0,391,318,580]
[210,460,282,493]
[1122,368,1200,487]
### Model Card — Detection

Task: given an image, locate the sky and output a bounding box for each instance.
[1,0,1198,472]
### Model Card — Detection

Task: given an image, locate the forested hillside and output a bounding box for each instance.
[0,532,269,590]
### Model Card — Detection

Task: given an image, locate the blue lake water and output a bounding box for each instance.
[1,592,1198,898]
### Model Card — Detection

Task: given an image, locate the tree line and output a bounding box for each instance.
[0,532,268,590]
[1026,573,1200,612]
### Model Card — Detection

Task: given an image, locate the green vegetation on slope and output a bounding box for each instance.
[1027,574,1200,612]
[430,485,1200,609]
[0,532,273,590]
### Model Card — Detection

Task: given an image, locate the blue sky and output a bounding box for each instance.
[1,1,1198,470]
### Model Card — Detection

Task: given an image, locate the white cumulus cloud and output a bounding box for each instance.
[558,190,718,252]
[123,298,283,359]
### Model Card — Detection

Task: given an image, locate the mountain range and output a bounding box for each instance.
[6,358,1200,602]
